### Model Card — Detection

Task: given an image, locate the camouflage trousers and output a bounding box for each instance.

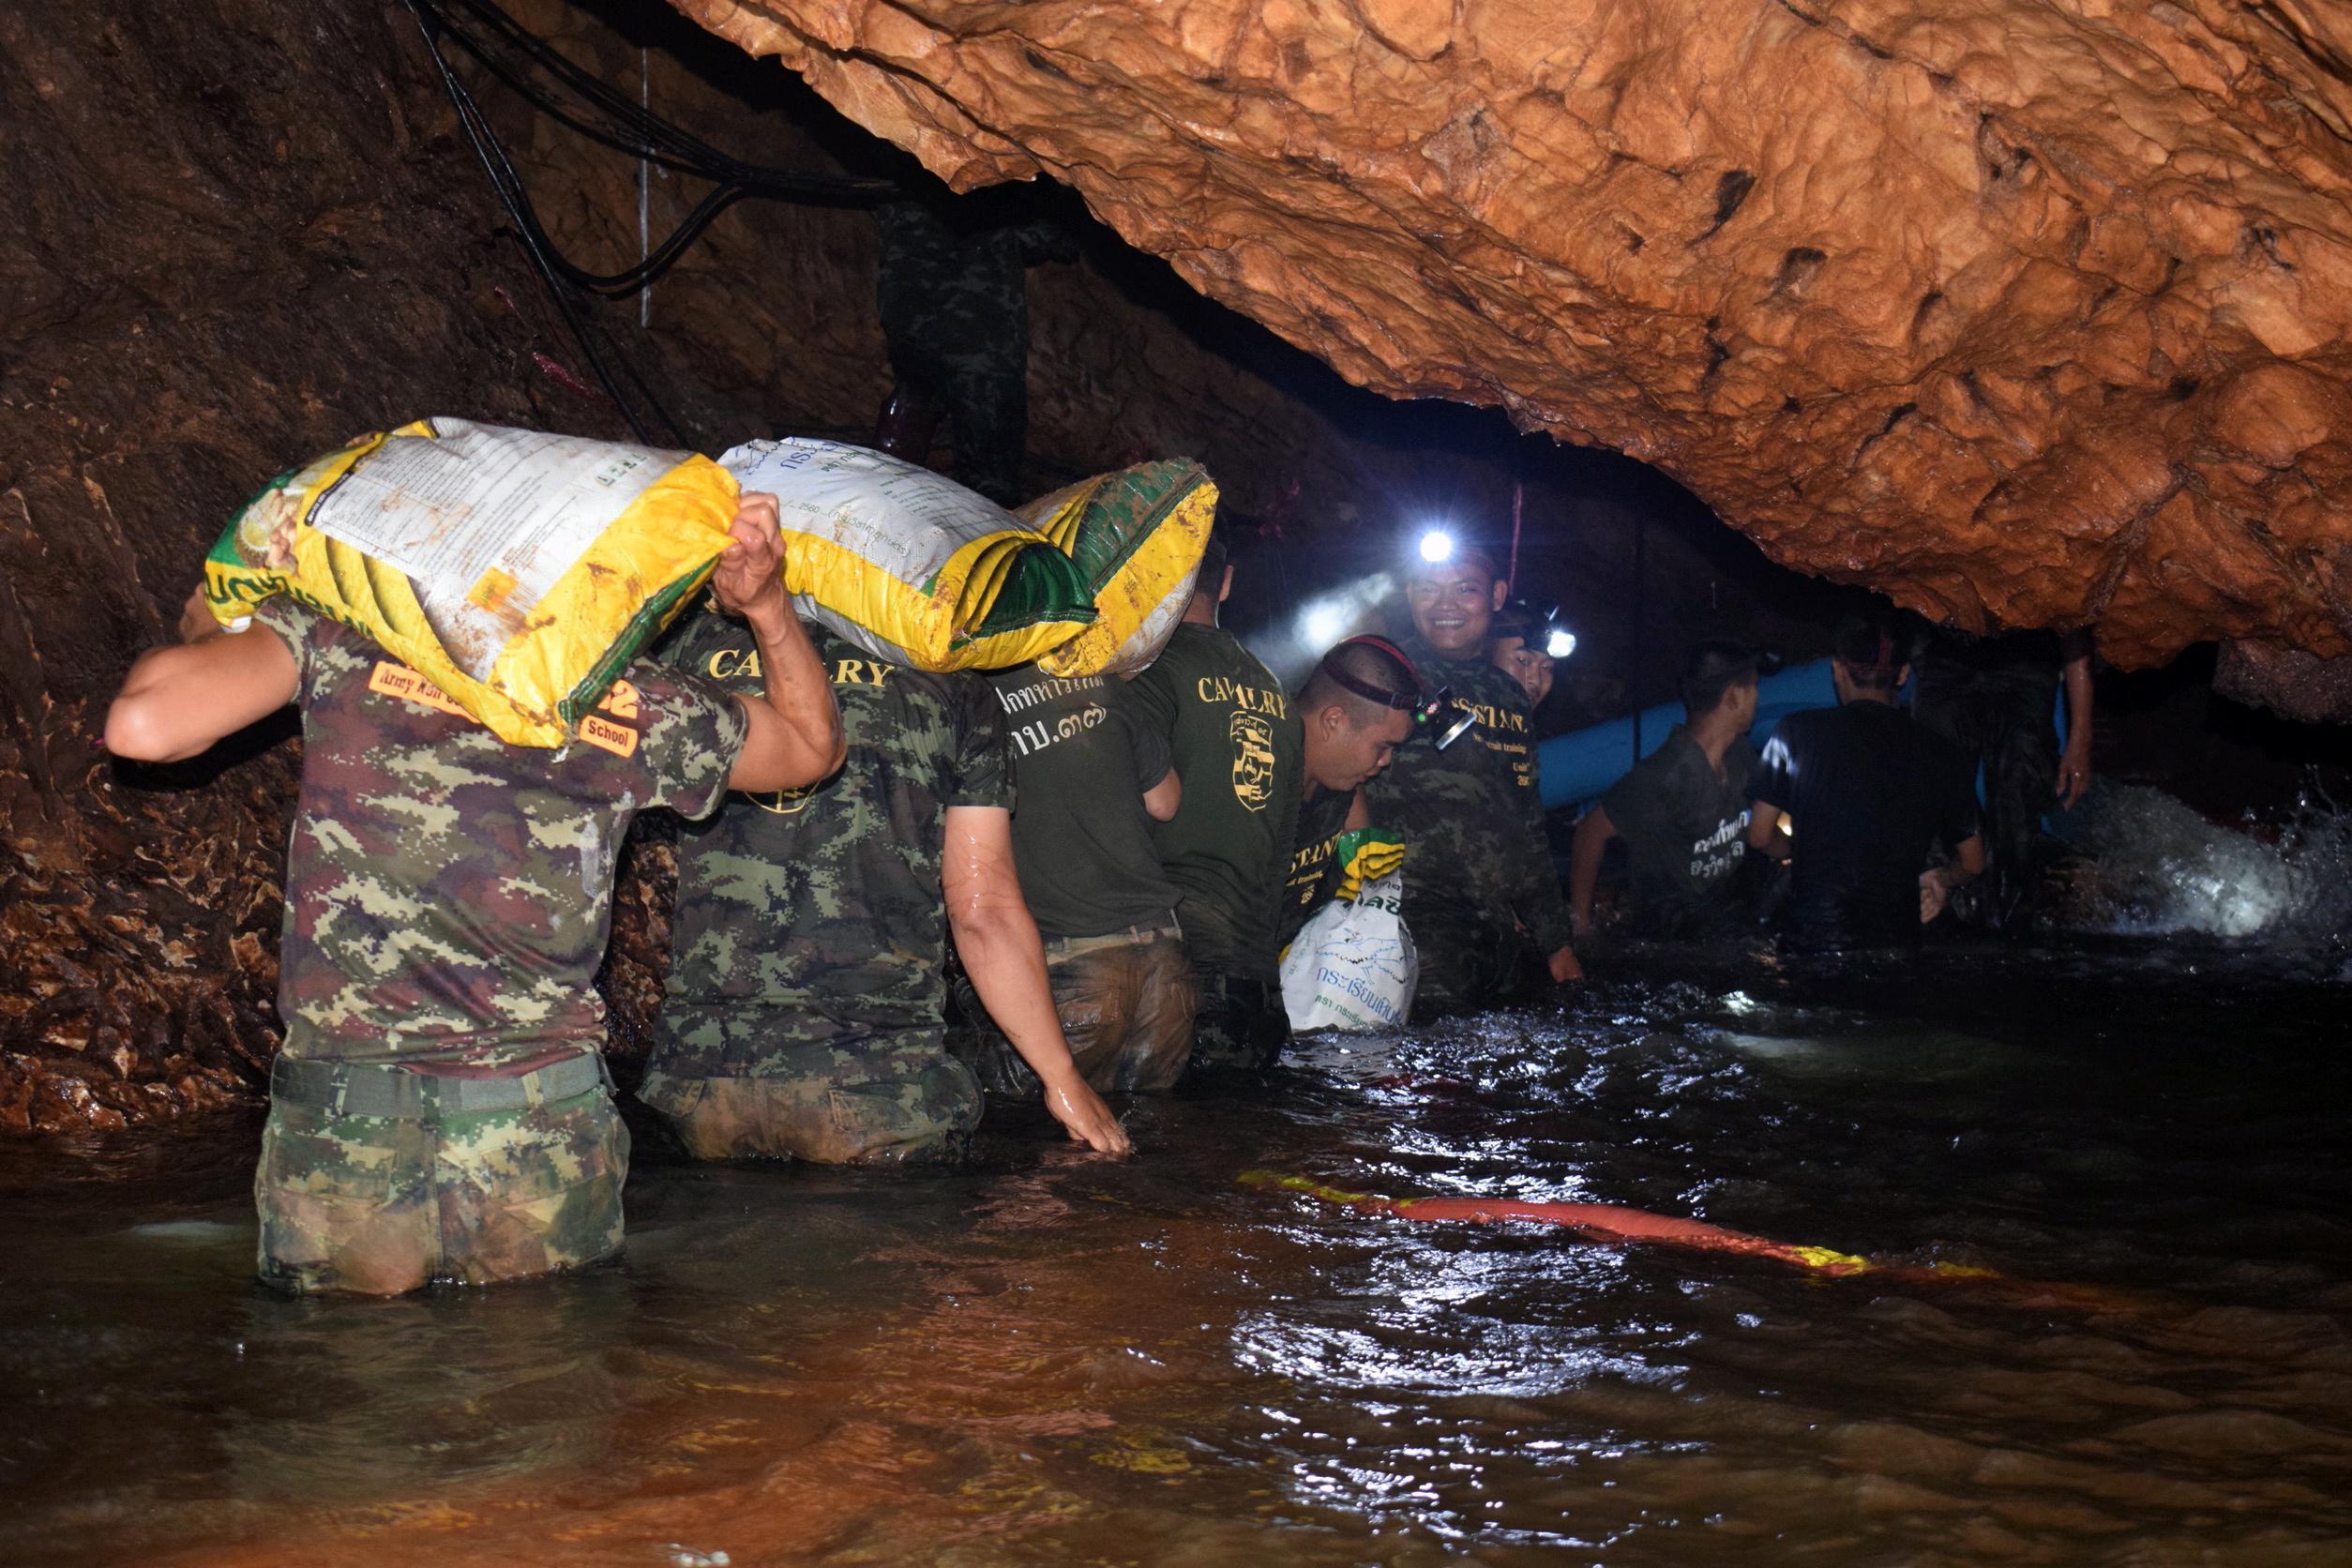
[638,1034,982,1167]
[255,1063,627,1297]
[1187,970,1290,1076]
[1409,907,1527,1022]
[957,927,1195,1095]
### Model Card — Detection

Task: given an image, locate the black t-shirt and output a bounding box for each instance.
[1749,702,1979,946]
[988,664,1180,939]
[1598,725,1759,939]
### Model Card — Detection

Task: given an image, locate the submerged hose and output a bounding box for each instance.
[1237,1170,1995,1282]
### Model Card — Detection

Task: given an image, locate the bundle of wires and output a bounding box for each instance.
[400,0,900,441]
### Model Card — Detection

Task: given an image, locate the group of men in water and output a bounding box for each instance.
[104,495,2087,1297]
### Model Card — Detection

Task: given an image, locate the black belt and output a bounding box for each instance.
[270,1051,609,1118]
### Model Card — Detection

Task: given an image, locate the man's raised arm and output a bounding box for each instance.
[709,494,846,794]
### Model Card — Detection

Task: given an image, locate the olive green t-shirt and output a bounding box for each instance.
[1279,785,1356,948]
[987,663,1180,940]
[1130,623,1304,982]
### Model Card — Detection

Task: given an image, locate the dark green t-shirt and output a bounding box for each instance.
[1279,785,1356,947]
[655,614,1012,1071]
[988,663,1180,940]
[1130,623,1303,981]
[1597,725,1759,938]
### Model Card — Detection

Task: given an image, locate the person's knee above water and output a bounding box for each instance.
[1742,613,1987,948]
[1570,640,1763,944]
[1129,531,1303,1075]
[1362,538,1581,1019]
[641,612,1128,1168]
[103,498,846,1296]
[1281,638,1421,946]
[965,656,1197,1093]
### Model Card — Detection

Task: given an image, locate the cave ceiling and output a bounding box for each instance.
[671,0,2352,668]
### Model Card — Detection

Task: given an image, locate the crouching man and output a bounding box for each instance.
[641,612,1129,1164]
[105,498,843,1294]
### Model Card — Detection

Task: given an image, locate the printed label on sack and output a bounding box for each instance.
[720,438,1021,584]
[310,419,679,682]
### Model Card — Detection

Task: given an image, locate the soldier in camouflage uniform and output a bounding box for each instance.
[643,615,1128,1164]
[875,188,1074,506]
[105,499,845,1294]
[1364,544,1583,1018]
[1278,638,1421,946]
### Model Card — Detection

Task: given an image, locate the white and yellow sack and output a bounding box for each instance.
[716,438,1093,671]
[1016,458,1217,677]
[1279,830,1420,1033]
[204,418,736,747]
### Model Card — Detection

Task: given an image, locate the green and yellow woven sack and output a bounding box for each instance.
[204,417,736,748]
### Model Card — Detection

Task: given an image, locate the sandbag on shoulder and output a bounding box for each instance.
[204,417,737,747]
[1015,459,1217,677]
[718,438,1093,672]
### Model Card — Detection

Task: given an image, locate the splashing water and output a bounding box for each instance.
[2062,781,2352,941]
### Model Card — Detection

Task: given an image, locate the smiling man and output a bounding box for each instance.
[1364,543,1581,1017]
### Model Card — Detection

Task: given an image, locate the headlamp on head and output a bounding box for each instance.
[1319,634,1470,749]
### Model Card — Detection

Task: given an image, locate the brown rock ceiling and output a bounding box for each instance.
[672,0,2352,669]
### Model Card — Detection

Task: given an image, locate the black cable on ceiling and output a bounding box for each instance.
[400,0,907,443]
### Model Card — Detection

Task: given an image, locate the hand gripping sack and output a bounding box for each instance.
[1014,458,1217,676]
[1279,830,1420,1033]
[204,418,737,747]
[717,438,1093,671]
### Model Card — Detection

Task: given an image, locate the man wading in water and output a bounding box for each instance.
[1364,540,1580,1017]
[106,498,844,1295]
[1743,615,1986,948]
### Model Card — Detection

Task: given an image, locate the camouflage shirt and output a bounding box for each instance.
[1362,632,1574,952]
[254,600,745,1072]
[1130,623,1303,982]
[654,615,1013,1073]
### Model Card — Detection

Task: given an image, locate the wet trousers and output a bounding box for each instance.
[1409,907,1526,1022]
[1913,664,2058,877]
[959,926,1196,1094]
[1187,970,1290,1075]
[638,1036,982,1167]
[255,1056,626,1297]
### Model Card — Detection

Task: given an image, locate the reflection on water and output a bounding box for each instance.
[5,943,2351,1565]
[2063,782,2352,942]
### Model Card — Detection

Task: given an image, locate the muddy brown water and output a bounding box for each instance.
[5,941,2350,1565]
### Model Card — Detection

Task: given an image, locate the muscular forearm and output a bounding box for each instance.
[740,606,845,788]
[951,902,1090,1092]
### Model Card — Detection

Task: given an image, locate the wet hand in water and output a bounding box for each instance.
[711,494,790,629]
[1046,1078,1132,1156]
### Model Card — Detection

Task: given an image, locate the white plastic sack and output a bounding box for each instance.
[1279,869,1420,1033]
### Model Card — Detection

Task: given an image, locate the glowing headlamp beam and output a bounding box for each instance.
[1417,529,1455,565]
[1546,627,1577,659]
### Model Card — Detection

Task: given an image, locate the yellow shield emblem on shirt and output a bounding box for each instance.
[1230,711,1275,812]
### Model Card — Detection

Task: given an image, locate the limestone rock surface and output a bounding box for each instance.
[674,0,2352,667]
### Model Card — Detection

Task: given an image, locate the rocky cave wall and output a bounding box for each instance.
[4,0,1792,1132]
[672,0,2352,674]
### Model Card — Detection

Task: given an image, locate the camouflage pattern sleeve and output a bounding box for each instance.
[950,672,1015,811]
[249,597,324,694]
[614,658,749,822]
